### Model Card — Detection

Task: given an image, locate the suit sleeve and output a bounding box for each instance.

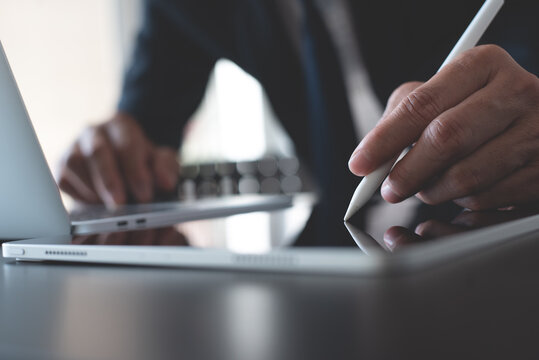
[118,0,218,148]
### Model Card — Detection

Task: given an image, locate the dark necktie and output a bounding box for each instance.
[299,0,333,242]
[297,0,365,244]
[299,0,332,198]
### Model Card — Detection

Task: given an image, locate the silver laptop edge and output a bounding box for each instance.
[0,41,71,239]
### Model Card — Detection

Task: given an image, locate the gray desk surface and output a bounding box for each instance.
[1,229,539,360]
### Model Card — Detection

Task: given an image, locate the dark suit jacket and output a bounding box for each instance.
[118,0,538,244]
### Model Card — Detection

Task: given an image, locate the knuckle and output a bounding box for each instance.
[514,72,539,107]
[454,45,509,81]
[473,44,507,63]
[397,88,442,128]
[391,83,412,99]
[389,82,423,105]
[422,118,467,159]
[450,53,475,74]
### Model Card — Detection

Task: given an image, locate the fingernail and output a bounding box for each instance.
[414,223,426,235]
[104,192,120,210]
[381,181,401,203]
[350,143,362,159]
[383,233,396,250]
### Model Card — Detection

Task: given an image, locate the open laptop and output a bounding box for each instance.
[3,45,539,274]
[0,41,294,239]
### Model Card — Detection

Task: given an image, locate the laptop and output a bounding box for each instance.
[0,41,294,239]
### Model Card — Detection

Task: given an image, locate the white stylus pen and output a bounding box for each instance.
[343,0,504,221]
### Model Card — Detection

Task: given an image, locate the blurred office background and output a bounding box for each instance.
[0,0,311,251]
[0,0,295,179]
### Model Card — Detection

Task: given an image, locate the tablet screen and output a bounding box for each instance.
[69,193,539,255]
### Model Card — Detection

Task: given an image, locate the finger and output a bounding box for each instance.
[383,226,423,251]
[80,127,126,208]
[117,144,154,203]
[349,82,422,176]
[57,177,94,204]
[152,147,180,191]
[105,114,154,203]
[417,120,530,204]
[382,82,520,203]
[454,161,539,210]
[60,168,101,203]
[414,220,467,239]
[57,144,100,203]
[350,45,507,176]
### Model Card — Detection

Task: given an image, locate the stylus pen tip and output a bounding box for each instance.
[343,211,354,222]
[343,204,357,221]
[344,183,372,221]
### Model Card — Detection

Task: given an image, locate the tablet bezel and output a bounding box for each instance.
[3,212,539,275]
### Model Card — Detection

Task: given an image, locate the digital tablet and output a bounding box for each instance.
[3,195,539,275]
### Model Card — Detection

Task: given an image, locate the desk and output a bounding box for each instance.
[1,226,539,360]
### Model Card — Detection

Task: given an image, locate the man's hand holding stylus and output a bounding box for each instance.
[349,45,539,210]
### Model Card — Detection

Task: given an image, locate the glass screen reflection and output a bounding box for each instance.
[71,194,315,253]
[70,195,539,256]
[73,227,189,247]
[347,197,539,253]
